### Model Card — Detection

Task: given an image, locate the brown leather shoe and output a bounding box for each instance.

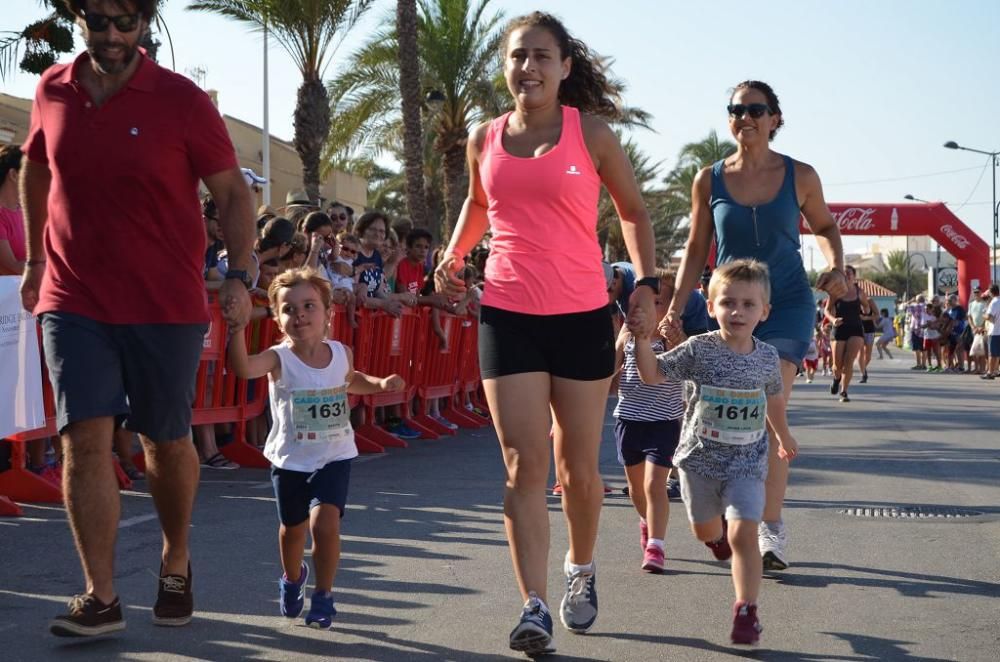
[153,562,193,626]
[50,593,126,637]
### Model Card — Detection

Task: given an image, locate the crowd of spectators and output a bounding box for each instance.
[191,191,485,463]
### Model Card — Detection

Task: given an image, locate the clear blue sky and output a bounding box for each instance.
[4,0,999,258]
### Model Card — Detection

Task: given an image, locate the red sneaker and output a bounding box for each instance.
[639,519,649,553]
[730,601,762,645]
[641,545,665,573]
[705,518,732,561]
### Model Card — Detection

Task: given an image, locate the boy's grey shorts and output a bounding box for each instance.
[40,311,207,442]
[679,468,765,523]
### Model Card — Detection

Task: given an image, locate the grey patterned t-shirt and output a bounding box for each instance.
[656,331,783,480]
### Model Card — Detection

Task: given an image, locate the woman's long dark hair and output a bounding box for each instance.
[502,12,619,120]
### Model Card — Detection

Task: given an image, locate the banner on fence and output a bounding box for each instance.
[0,276,44,438]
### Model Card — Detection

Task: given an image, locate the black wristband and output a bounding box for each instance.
[635,276,660,295]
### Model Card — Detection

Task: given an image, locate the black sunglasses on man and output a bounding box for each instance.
[83,11,141,33]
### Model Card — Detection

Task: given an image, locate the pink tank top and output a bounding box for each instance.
[479,105,606,315]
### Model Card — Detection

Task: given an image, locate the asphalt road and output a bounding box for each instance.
[1,357,998,661]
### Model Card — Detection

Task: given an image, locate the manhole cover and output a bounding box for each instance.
[838,506,983,519]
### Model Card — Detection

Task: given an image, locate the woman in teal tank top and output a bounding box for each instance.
[664,81,848,575]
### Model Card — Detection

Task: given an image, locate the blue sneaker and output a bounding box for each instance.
[305,591,336,629]
[279,562,308,618]
[509,592,554,655]
[667,478,681,499]
[559,555,598,633]
[387,421,421,440]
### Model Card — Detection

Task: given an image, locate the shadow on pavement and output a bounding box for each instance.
[772,562,1000,599]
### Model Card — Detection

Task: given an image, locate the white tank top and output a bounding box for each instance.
[264,340,358,472]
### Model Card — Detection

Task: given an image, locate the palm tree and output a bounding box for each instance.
[395,0,430,228]
[599,136,685,263]
[187,0,374,204]
[663,130,737,211]
[325,0,505,237]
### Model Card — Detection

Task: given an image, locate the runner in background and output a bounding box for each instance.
[875,308,896,360]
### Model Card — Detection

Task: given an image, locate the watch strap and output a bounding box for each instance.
[635,276,660,295]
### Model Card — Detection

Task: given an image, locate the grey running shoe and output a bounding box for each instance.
[509,591,554,655]
[559,555,598,633]
[759,520,789,571]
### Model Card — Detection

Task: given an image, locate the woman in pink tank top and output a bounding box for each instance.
[434,12,657,655]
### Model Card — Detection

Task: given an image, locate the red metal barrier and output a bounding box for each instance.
[5,298,489,505]
[455,317,490,425]
[218,315,279,468]
[134,306,275,471]
[329,303,355,347]
[0,495,21,516]
[0,364,62,503]
[350,307,436,451]
[412,309,487,430]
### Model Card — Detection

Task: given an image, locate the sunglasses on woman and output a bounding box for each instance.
[727,103,771,120]
[83,11,141,33]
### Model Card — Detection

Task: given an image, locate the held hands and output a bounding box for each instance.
[658,311,687,348]
[627,307,651,339]
[220,278,252,329]
[816,269,848,299]
[380,374,406,392]
[627,285,656,339]
[832,317,844,327]
[434,253,466,299]
[777,434,799,462]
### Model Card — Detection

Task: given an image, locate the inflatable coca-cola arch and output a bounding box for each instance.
[802,203,991,306]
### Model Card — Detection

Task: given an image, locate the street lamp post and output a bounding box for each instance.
[944,141,998,283]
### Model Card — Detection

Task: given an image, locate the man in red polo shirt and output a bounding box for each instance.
[19,0,255,638]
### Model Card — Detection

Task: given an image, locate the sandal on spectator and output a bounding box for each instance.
[201,453,239,470]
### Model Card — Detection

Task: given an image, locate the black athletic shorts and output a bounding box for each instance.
[478,305,614,381]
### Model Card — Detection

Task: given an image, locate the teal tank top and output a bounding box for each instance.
[709,155,813,310]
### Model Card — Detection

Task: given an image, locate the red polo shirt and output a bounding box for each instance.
[23,50,238,324]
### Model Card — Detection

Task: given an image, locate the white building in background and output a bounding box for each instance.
[854,235,954,273]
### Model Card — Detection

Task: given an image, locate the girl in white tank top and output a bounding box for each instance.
[226,268,405,626]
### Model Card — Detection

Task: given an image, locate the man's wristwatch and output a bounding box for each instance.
[635,276,661,295]
[225,269,253,289]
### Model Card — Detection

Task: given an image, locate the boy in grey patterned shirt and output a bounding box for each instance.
[632,259,797,646]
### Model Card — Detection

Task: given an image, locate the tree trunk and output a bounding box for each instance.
[425,182,445,241]
[440,132,467,240]
[396,0,429,228]
[293,76,330,204]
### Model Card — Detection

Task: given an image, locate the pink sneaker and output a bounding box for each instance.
[639,519,649,553]
[641,545,665,573]
[730,601,762,644]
